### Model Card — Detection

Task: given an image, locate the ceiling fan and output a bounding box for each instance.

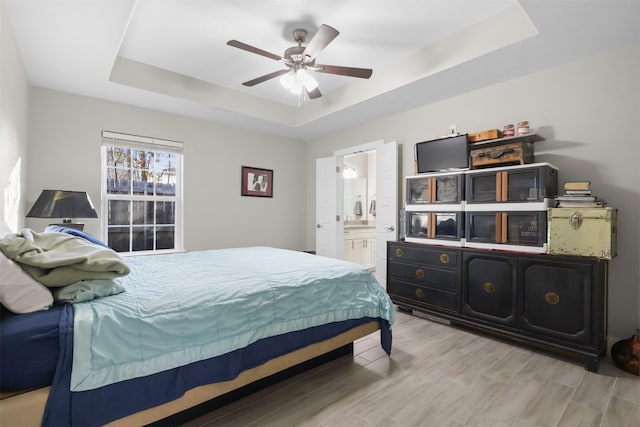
[226,24,373,99]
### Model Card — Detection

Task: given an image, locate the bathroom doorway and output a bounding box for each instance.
[315,139,398,285]
[342,151,376,270]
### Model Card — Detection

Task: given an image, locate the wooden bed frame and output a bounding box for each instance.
[0,321,379,427]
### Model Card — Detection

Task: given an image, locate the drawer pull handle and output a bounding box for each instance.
[415,269,425,279]
[395,248,403,257]
[439,253,449,264]
[545,292,560,305]
[483,282,496,293]
[415,289,424,298]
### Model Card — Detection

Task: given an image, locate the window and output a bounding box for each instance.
[101,131,183,254]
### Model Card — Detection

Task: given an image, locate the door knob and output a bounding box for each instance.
[316,224,322,228]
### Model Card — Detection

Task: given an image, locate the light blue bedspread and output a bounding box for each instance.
[71,247,396,391]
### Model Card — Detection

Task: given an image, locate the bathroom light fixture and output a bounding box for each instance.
[343,166,357,179]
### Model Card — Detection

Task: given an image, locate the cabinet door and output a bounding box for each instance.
[434,212,464,240]
[505,165,557,201]
[465,212,498,243]
[505,169,540,202]
[406,212,430,239]
[466,171,498,203]
[363,238,375,268]
[406,176,431,205]
[354,238,365,266]
[518,258,591,344]
[433,175,464,204]
[344,239,358,264]
[504,212,546,246]
[462,252,517,326]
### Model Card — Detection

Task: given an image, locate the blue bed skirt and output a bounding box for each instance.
[0,304,64,391]
[43,304,391,427]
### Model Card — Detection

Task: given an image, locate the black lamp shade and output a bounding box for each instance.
[27,190,98,220]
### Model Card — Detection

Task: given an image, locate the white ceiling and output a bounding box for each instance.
[4,0,639,141]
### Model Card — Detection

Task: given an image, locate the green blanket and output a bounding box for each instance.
[0,229,130,287]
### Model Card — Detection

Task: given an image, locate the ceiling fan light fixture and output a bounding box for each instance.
[280,69,317,95]
[298,69,318,91]
[280,71,300,94]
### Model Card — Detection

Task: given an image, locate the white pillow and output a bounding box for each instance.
[0,252,54,313]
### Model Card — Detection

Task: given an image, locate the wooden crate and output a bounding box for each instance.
[468,129,501,143]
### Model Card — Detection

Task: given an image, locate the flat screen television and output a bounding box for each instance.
[415,133,469,173]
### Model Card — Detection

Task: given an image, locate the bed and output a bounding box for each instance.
[0,229,395,427]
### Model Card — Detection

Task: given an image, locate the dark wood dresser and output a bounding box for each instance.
[387,240,608,371]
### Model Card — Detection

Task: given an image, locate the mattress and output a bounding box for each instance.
[0,304,65,391]
[43,303,390,427]
[1,304,390,426]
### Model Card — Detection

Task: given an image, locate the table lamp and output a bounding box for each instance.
[26,190,98,231]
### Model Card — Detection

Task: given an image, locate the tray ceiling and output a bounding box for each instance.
[4,0,639,140]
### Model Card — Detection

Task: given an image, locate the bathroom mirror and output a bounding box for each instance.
[344,177,367,222]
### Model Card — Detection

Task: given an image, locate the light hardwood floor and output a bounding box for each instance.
[182,310,640,427]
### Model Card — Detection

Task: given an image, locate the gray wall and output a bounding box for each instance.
[306,43,640,339]
[0,2,30,232]
[26,88,309,252]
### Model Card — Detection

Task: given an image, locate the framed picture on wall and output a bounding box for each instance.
[241,166,273,198]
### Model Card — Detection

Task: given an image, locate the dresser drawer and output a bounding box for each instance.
[388,280,457,311]
[389,260,457,291]
[388,242,458,268]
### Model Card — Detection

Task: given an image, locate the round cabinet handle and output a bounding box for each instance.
[415,269,425,279]
[439,253,449,264]
[483,282,496,293]
[395,248,403,257]
[415,289,424,298]
[544,292,560,305]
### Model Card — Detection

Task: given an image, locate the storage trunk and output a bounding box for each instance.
[470,141,534,168]
[547,207,617,259]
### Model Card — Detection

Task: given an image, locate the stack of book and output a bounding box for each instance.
[555,181,606,208]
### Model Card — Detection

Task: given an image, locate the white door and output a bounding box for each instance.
[375,141,398,285]
[315,157,338,258]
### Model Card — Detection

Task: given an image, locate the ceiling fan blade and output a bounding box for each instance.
[242,69,289,87]
[314,64,373,79]
[302,24,339,61]
[227,40,283,62]
[306,86,322,99]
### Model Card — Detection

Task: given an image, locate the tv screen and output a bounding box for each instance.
[415,134,469,173]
